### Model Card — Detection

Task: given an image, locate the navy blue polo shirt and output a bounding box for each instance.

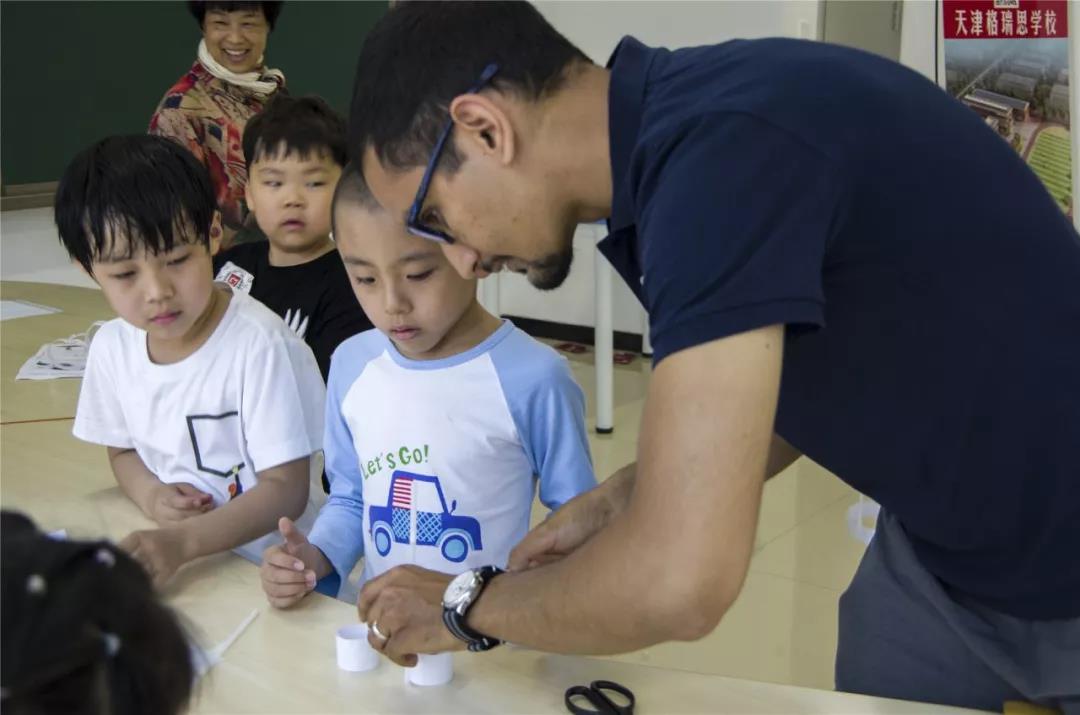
[600,36,1080,620]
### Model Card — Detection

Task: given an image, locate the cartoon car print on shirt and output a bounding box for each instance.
[368,471,483,563]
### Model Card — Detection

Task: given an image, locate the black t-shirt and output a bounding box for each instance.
[213,243,372,380]
[601,37,1080,619]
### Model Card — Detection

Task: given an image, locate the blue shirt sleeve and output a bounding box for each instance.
[491,332,597,512]
[307,342,367,581]
[637,113,842,365]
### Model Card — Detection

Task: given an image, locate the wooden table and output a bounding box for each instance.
[0,281,989,714]
[1,281,111,424]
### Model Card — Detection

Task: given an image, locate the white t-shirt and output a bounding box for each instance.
[73,287,326,560]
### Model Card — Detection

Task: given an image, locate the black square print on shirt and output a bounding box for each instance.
[186,412,246,499]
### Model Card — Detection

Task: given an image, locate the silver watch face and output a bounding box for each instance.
[444,570,480,610]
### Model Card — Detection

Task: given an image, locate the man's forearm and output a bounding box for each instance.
[468,501,704,655]
[599,462,636,514]
[178,459,310,560]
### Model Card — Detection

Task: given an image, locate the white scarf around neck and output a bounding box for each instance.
[197,39,284,96]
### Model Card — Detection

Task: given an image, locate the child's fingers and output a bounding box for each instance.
[174,483,212,499]
[264,578,311,597]
[263,576,314,599]
[507,527,557,571]
[278,517,309,549]
[267,593,306,609]
[263,549,307,572]
[165,493,209,512]
[263,566,313,586]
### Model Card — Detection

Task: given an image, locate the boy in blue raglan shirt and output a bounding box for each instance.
[259,167,596,606]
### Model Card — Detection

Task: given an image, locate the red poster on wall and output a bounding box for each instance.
[943,0,1072,216]
[944,1,1068,39]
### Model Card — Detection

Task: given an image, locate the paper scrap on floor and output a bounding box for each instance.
[15,322,106,381]
[1,300,61,321]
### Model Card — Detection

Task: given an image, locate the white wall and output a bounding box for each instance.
[535,0,820,64]
[491,1,822,333]
[822,1,902,61]
[898,0,939,82]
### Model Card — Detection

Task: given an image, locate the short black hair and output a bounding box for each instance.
[188,1,283,31]
[54,135,217,275]
[243,94,348,171]
[331,163,379,238]
[348,1,590,173]
[1,511,193,715]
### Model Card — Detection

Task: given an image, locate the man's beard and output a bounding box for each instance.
[480,246,574,290]
[525,246,574,291]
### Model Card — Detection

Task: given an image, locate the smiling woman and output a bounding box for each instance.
[149,1,285,252]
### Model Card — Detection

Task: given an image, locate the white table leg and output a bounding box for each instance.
[641,307,653,357]
[595,247,614,434]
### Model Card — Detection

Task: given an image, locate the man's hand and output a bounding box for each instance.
[119,527,193,588]
[147,482,214,526]
[260,517,330,608]
[508,464,635,571]
[357,565,462,667]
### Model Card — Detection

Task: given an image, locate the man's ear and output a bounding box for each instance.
[448,93,516,165]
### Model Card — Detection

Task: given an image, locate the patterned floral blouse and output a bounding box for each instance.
[149,61,284,234]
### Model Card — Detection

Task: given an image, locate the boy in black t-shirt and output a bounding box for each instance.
[214,95,372,380]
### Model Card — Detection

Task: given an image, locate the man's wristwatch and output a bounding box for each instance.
[442,566,505,652]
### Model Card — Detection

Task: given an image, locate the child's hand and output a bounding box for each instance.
[148,482,214,526]
[260,517,328,609]
[119,527,192,588]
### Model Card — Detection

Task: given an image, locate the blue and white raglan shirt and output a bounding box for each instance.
[307,320,596,590]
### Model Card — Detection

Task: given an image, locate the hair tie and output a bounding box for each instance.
[94,548,116,568]
[101,632,121,658]
[26,574,46,595]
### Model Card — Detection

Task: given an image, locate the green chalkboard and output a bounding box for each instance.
[1,0,386,185]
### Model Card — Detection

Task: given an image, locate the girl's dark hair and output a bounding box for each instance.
[54,135,216,275]
[243,94,348,170]
[0,511,193,715]
[188,1,283,31]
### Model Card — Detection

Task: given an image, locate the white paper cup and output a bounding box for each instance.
[404,653,454,686]
[336,624,380,672]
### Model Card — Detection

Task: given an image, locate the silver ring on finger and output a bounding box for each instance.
[370,621,389,640]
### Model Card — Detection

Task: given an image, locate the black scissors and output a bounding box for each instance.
[565,680,635,715]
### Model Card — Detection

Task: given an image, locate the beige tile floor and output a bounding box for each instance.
[554,347,867,691]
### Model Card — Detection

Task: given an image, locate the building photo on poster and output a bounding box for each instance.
[943,0,1072,217]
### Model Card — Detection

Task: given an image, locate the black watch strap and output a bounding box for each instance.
[444,566,504,652]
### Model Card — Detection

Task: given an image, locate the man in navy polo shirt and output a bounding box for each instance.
[347,3,1080,710]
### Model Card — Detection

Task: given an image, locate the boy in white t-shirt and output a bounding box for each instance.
[259,166,595,607]
[56,135,326,587]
